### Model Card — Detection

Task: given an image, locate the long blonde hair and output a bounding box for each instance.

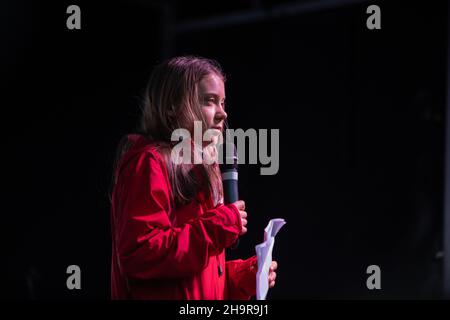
[115,56,226,209]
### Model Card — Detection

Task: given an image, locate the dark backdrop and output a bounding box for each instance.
[1,0,447,299]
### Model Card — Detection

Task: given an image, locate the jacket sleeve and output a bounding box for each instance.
[225,255,258,300]
[115,150,242,281]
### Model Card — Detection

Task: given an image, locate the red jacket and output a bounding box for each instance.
[110,134,257,299]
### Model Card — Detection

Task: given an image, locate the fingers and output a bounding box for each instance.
[233,200,245,211]
[240,211,247,235]
[269,261,278,288]
[231,200,247,235]
[269,271,277,282]
[268,272,276,288]
[270,261,278,272]
[240,211,247,226]
[269,280,276,288]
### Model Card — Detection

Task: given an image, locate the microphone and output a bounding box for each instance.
[219,142,240,249]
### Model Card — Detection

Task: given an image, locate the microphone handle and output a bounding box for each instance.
[222,171,240,249]
[223,180,238,204]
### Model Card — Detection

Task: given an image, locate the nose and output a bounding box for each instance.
[215,106,227,124]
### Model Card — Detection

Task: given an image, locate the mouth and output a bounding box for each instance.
[211,126,223,131]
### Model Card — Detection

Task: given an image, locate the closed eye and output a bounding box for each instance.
[201,94,225,108]
[203,96,217,105]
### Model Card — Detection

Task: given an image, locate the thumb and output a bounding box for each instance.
[235,200,245,210]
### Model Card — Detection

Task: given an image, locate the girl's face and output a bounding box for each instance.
[198,73,227,145]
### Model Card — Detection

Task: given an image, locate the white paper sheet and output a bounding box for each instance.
[255,218,286,300]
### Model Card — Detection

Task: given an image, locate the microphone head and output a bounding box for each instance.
[218,142,238,171]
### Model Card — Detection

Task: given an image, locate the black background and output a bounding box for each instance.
[1,0,447,299]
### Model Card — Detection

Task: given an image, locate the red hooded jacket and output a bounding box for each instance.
[110,134,257,299]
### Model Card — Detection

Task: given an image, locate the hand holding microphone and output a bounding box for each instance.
[220,142,246,246]
[232,200,247,236]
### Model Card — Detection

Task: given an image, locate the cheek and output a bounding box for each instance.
[201,107,215,124]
